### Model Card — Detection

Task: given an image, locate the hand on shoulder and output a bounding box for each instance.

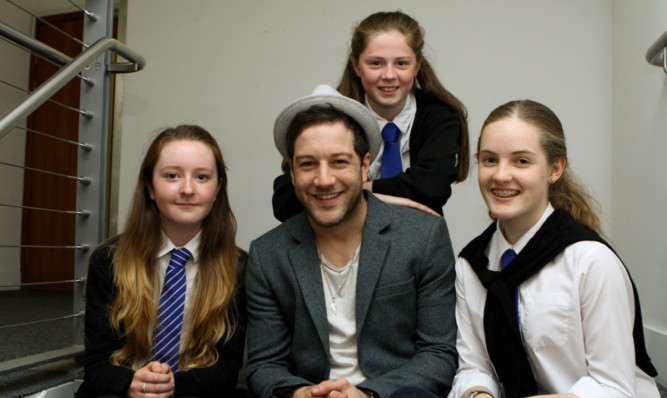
[373,193,440,216]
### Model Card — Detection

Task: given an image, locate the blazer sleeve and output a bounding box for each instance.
[174,249,248,397]
[272,172,303,222]
[372,94,461,215]
[80,240,135,397]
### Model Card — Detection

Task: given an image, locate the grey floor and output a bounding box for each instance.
[0,290,76,362]
[0,290,665,397]
[0,290,83,397]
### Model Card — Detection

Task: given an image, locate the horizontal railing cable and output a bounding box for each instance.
[0,311,84,331]
[6,0,88,48]
[0,202,89,217]
[0,78,92,118]
[66,0,98,21]
[0,244,88,250]
[0,277,85,290]
[0,160,91,184]
[12,125,92,151]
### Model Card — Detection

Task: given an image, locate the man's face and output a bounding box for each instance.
[290,121,370,228]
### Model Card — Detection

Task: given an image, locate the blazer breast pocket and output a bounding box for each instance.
[522,292,572,350]
[374,277,415,299]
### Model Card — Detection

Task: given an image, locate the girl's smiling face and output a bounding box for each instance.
[353,29,421,121]
[147,139,221,244]
[477,117,564,242]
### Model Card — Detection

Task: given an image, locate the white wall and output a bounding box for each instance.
[2,0,663,386]
[0,2,32,290]
[118,0,613,255]
[612,0,667,385]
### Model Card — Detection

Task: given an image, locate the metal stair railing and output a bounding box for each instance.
[0,0,145,378]
[0,25,146,140]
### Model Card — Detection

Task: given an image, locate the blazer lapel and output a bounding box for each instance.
[355,193,392,333]
[288,214,330,352]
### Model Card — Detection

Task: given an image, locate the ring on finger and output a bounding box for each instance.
[142,382,147,393]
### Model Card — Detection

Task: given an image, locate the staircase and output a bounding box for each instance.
[0,0,145,396]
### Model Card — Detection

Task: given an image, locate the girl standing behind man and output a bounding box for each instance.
[273,11,469,220]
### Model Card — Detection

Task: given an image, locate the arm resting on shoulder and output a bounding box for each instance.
[372,98,461,214]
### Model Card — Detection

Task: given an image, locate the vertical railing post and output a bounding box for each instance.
[74,0,113,346]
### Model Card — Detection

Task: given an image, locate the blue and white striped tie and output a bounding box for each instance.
[153,247,191,372]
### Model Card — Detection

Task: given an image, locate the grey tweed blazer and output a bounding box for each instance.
[245,192,458,398]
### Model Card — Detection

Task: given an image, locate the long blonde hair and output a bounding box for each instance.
[479,100,601,232]
[109,125,239,370]
[337,10,469,182]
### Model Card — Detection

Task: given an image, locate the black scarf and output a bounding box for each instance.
[459,209,657,398]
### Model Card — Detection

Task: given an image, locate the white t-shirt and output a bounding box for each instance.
[320,245,366,385]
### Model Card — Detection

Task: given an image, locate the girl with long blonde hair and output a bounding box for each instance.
[78,125,245,397]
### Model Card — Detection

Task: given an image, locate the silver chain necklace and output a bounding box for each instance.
[319,250,357,316]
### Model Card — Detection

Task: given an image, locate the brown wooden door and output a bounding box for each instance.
[21,12,85,292]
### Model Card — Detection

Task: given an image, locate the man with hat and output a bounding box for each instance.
[245,85,457,398]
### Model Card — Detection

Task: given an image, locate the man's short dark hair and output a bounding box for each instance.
[286,105,370,162]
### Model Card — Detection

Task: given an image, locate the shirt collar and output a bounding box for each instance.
[494,203,555,255]
[157,229,201,264]
[364,92,416,134]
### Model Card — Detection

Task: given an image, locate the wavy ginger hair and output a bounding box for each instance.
[479,100,601,232]
[109,125,239,370]
[337,10,470,182]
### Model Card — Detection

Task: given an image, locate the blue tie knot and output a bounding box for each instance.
[381,122,400,143]
[501,249,517,270]
[169,247,191,268]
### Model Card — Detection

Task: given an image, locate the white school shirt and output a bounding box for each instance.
[366,93,416,180]
[449,205,659,398]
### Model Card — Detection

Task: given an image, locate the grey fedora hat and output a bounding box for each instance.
[273,84,381,161]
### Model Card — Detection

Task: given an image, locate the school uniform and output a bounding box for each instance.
[77,234,246,398]
[450,205,659,398]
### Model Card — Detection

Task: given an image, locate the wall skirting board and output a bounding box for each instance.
[646,327,667,386]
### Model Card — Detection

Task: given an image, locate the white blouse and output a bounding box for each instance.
[366,93,417,180]
[449,205,659,398]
